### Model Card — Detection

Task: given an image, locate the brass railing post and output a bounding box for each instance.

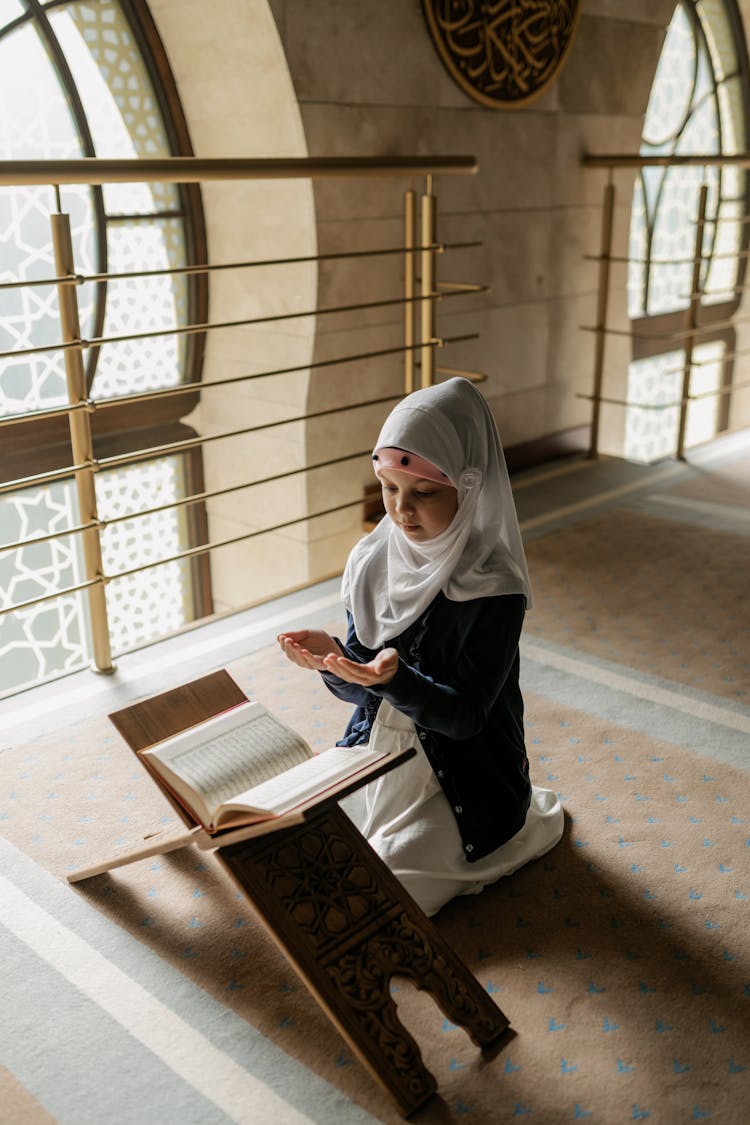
[589,179,616,458]
[50,199,115,673]
[419,175,437,388]
[676,182,709,460]
[403,184,417,394]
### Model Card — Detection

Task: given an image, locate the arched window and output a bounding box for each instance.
[0,0,209,695]
[625,0,750,462]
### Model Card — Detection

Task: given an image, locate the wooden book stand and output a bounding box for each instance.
[69,670,509,1115]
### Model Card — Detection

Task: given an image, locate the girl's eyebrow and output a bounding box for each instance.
[381,477,432,487]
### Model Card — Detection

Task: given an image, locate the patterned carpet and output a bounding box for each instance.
[523,508,748,701]
[1,442,748,1124]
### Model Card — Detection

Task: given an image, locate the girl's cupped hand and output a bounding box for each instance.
[322,646,398,686]
[277,631,398,685]
[277,629,341,671]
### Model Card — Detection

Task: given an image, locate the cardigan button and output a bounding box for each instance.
[454,805,463,814]
[418,731,427,741]
[436,770,445,779]
[465,843,474,853]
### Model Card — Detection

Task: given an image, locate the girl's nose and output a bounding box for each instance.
[395,493,413,514]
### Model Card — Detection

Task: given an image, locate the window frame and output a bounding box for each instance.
[629,0,750,443]
[0,0,211,621]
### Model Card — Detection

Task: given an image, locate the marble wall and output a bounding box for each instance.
[149,0,319,611]
[147,0,749,615]
[267,0,676,560]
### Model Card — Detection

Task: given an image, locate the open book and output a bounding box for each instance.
[140,699,388,833]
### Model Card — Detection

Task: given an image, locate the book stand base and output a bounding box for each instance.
[220,804,508,1113]
[76,671,509,1116]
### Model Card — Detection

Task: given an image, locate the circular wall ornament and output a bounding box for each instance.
[422,0,581,108]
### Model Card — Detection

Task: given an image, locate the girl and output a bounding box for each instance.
[278,377,563,916]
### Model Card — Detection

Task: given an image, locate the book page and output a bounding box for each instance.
[144,703,312,820]
[216,745,387,825]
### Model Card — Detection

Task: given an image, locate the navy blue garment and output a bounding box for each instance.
[321,591,532,863]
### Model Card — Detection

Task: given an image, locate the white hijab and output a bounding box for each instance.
[342,377,531,649]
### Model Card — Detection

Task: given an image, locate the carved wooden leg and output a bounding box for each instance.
[219,805,509,1115]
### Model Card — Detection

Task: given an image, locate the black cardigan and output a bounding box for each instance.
[321,592,531,862]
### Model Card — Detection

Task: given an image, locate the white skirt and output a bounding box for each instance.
[339,702,564,917]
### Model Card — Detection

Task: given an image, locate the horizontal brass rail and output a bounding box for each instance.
[0,155,477,186]
[0,392,403,496]
[684,346,750,368]
[1,451,373,555]
[2,576,101,616]
[436,281,485,292]
[585,247,750,266]
[0,240,481,292]
[0,335,479,428]
[103,453,372,528]
[110,498,366,583]
[0,399,92,428]
[575,378,749,409]
[0,286,486,361]
[97,393,402,473]
[0,496,368,616]
[0,518,99,554]
[576,394,679,411]
[678,275,750,300]
[634,357,736,380]
[580,313,748,342]
[689,378,750,399]
[584,152,750,168]
[0,459,93,496]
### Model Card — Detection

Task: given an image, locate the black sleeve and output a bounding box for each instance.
[368,595,525,740]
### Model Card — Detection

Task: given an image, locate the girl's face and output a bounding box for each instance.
[379,468,458,542]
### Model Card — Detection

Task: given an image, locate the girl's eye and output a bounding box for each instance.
[416,491,434,499]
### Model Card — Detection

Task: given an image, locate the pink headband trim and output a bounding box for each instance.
[371,447,451,486]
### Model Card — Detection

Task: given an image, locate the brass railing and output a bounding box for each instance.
[0,155,483,685]
[582,152,750,459]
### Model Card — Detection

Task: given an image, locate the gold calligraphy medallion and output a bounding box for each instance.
[422,0,581,108]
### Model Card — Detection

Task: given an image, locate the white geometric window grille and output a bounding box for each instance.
[628,1,746,320]
[0,456,192,695]
[97,457,193,653]
[92,219,187,400]
[626,0,746,458]
[0,1,203,698]
[0,482,89,695]
[49,2,188,400]
[624,341,726,463]
[0,19,95,417]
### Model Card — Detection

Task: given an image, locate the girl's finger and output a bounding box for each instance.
[324,655,362,681]
[282,639,320,671]
[337,660,380,685]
